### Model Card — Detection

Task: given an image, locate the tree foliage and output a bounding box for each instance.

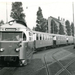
[33,7,48,32]
[71,22,74,36]
[51,19,58,34]
[59,23,65,35]
[65,20,71,36]
[10,2,25,22]
[0,20,4,26]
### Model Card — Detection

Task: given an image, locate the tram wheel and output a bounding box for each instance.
[19,60,27,66]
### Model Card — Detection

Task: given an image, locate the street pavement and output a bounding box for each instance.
[0,45,74,75]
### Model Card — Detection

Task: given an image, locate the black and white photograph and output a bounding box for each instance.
[0,0,75,75]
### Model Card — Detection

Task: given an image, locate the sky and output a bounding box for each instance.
[0,0,75,29]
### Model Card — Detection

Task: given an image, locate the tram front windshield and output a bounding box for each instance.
[0,32,22,41]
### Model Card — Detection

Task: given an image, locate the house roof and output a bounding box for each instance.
[49,16,61,24]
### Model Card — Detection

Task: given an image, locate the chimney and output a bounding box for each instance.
[58,16,60,21]
[61,18,62,21]
[63,18,65,21]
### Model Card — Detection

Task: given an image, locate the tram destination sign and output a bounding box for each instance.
[5,28,16,31]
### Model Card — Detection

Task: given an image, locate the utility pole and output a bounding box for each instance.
[72,2,74,36]
[6,2,8,23]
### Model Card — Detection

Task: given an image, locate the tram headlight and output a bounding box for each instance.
[9,21,13,25]
[19,44,22,47]
[0,48,4,52]
[15,48,20,52]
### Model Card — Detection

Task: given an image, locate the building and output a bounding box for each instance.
[48,16,66,34]
[59,18,66,35]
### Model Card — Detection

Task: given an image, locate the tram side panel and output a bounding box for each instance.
[56,35,67,46]
[27,32,34,52]
[56,35,61,46]
[35,40,53,49]
[67,36,73,44]
[24,32,34,62]
[34,34,53,50]
[20,42,28,61]
[71,36,74,44]
[27,41,34,59]
[61,36,67,45]
[0,42,19,56]
[56,36,60,46]
[73,37,75,48]
[69,36,73,44]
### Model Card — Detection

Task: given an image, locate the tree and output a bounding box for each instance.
[65,20,71,36]
[71,22,74,36]
[10,2,25,22]
[0,20,4,26]
[51,19,58,34]
[34,7,48,32]
[59,23,65,35]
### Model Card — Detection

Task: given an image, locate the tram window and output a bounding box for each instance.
[41,35,43,40]
[48,36,49,40]
[45,36,46,40]
[49,36,50,40]
[23,33,26,41]
[36,34,38,40]
[47,36,48,40]
[0,37,1,41]
[44,35,45,40]
[46,36,47,40]
[29,32,32,36]
[2,32,22,41]
[44,35,46,40]
[43,35,44,40]
[40,35,42,40]
[0,32,2,41]
[49,36,51,40]
[29,37,32,40]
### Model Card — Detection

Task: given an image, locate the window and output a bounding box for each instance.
[29,37,32,40]
[44,35,46,40]
[48,36,49,40]
[40,35,42,40]
[2,32,22,41]
[0,32,2,41]
[36,34,38,40]
[41,35,43,40]
[29,32,32,36]
[23,33,26,41]
[43,35,44,40]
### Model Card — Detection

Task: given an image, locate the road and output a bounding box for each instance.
[0,45,74,75]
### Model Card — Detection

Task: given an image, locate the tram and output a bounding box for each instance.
[0,20,74,66]
[0,20,34,66]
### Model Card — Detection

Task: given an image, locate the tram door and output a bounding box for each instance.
[19,33,27,60]
[26,32,34,62]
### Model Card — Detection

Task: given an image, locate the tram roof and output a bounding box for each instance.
[0,20,32,31]
[1,23,26,29]
[1,20,26,28]
[33,31,63,36]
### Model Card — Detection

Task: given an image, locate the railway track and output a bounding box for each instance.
[0,67,4,70]
[0,67,18,75]
[0,45,74,75]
